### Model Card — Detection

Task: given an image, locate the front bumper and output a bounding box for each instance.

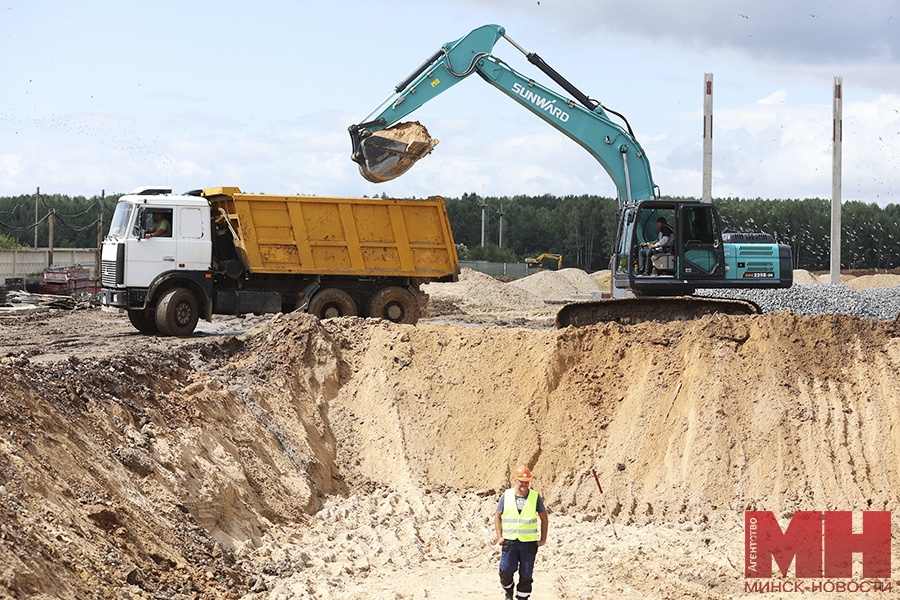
[101,287,128,308]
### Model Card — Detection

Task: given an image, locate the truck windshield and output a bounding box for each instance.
[107,203,134,239]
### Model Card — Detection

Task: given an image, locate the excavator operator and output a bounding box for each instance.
[637,217,674,276]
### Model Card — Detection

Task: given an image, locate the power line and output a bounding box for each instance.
[0,210,53,231]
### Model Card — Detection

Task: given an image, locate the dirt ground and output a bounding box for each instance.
[2,272,900,599]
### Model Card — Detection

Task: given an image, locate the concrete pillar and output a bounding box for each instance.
[830,76,842,284]
[702,73,713,203]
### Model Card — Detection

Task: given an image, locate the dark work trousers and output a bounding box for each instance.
[499,539,538,597]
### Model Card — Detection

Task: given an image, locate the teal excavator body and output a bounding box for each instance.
[350,25,792,319]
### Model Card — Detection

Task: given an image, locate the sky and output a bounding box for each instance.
[2,0,900,206]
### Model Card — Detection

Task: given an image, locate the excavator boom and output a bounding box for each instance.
[349,24,655,206]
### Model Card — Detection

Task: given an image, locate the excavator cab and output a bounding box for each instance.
[613,200,727,295]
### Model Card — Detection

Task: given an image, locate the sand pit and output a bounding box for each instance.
[2,273,900,599]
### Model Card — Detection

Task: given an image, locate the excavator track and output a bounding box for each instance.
[555,296,761,328]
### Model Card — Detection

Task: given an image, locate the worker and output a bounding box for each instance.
[494,465,549,600]
[637,216,674,275]
[145,212,171,238]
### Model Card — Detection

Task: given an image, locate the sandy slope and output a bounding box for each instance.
[2,275,900,598]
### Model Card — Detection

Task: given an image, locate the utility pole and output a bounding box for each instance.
[497,203,506,248]
[98,190,105,278]
[34,186,40,248]
[479,199,488,247]
[48,209,55,268]
[97,190,105,247]
[830,76,843,284]
[702,73,713,203]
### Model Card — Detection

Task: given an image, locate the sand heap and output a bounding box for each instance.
[422,267,614,325]
[510,268,604,301]
[845,273,900,290]
[421,267,551,323]
[794,268,900,289]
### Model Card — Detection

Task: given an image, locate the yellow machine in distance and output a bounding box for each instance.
[525,253,562,271]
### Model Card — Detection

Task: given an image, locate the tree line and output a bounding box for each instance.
[445,193,900,271]
[2,191,898,271]
[0,192,122,250]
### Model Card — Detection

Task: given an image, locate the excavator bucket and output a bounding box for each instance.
[351,122,439,183]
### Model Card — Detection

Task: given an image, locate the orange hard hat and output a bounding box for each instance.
[514,465,533,482]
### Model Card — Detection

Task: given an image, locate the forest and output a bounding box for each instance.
[2,191,899,271]
[444,193,900,271]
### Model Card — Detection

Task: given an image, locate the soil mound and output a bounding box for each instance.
[421,268,552,325]
[510,268,602,301]
[591,269,612,292]
[846,273,900,290]
[792,269,819,285]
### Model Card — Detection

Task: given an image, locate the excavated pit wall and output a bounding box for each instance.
[2,310,900,598]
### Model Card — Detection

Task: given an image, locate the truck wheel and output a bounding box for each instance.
[308,288,357,320]
[366,286,419,324]
[155,288,200,336]
[127,310,158,334]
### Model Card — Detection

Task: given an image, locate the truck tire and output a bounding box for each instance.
[127,309,158,334]
[155,287,200,336]
[308,288,357,320]
[366,286,419,324]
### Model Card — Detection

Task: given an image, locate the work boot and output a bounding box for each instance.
[503,586,514,600]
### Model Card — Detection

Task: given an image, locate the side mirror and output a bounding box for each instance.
[134,207,146,241]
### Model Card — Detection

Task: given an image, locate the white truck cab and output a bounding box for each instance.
[101,187,213,334]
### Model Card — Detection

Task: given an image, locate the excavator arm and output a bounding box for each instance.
[350,24,788,327]
[349,24,657,206]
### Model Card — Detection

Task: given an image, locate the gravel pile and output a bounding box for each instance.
[697,284,900,321]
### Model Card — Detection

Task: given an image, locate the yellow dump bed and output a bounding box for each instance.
[203,187,460,279]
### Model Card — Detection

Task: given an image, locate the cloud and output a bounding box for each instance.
[422,0,900,77]
[758,90,787,105]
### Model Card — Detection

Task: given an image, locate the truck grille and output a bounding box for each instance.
[101,260,118,287]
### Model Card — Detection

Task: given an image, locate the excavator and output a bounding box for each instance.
[349,24,793,326]
[525,254,563,271]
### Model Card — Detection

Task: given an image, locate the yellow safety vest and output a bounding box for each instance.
[501,488,540,542]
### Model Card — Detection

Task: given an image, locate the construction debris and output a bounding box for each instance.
[1,289,76,311]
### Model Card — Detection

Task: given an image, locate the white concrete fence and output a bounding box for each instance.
[0,248,99,282]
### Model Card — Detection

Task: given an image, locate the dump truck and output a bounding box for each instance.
[100,186,460,335]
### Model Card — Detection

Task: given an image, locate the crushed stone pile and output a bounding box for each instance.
[699,283,900,320]
[425,267,900,325]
